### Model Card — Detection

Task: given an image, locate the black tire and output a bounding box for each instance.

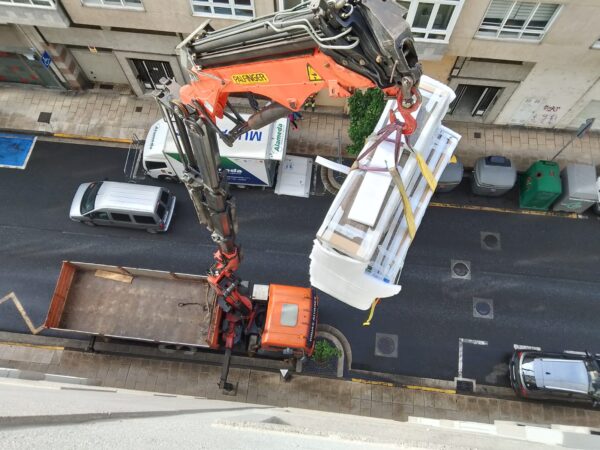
[83,220,96,227]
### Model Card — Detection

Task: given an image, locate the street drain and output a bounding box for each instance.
[375,333,398,358]
[38,112,52,123]
[451,260,471,280]
[481,232,501,251]
[473,298,494,319]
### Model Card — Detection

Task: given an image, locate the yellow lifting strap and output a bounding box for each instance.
[362,298,381,326]
[388,166,416,240]
[414,152,437,192]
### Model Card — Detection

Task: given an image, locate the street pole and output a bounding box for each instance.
[550,118,596,162]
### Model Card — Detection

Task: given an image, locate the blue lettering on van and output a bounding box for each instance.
[222,129,263,142]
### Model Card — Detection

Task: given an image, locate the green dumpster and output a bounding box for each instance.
[519,160,562,210]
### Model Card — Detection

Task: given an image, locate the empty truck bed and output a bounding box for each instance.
[45,261,216,346]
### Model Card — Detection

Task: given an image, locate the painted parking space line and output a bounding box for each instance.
[0,292,44,334]
[430,202,585,220]
[513,344,542,351]
[457,338,488,379]
[0,133,37,169]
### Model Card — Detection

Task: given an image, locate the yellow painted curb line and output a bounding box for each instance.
[0,342,64,351]
[351,378,394,387]
[53,133,133,144]
[404,385,456,395]
[430,202,584,220]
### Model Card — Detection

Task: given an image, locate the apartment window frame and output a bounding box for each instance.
[190,0,255,19]
[80,0,144,11]
[0,0,56,8]
[396,0,464,43]
[476,1,562,42]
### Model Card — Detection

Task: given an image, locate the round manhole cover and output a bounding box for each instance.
[475,301,491,316]
[483,234,499,248]
[376,336,396,355]
[452,262,469,277]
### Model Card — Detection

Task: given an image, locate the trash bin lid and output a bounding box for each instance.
[562,164,598,201]
[474,156,517,189]
[439,161,464,184]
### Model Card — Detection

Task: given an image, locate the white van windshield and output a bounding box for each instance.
[81,182,104,215]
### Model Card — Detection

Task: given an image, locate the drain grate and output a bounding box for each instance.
[473,298,494,319]
[38,112,52,123]
[481,232,501,251]
[375,333,398,358]
[455,378,475,393]
[451,260,471,280]
[135,106,143,113]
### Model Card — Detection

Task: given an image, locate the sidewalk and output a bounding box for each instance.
[2,84,598,169]
[1,337,599,429]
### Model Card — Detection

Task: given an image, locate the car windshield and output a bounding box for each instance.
[80,182,103,215]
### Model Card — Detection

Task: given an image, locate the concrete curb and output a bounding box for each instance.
[0,367,98,386]
[0,127,133,145]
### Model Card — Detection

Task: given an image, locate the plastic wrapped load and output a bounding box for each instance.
[310,75,461,310]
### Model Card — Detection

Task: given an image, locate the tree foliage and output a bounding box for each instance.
[312,339,342,362]
[347,88,385,155]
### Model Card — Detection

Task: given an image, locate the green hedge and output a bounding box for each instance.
[347,88,385,155]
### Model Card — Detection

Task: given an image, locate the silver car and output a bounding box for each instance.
[510,350,600,407]
[70,181,176,233]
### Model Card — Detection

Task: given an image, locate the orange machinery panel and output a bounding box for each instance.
[260,284,318,355]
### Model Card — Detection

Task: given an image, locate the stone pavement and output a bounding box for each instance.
[1,340,599,429]
[1,84,598,169]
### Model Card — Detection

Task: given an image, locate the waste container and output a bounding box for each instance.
[519,160,562,210]
[437,160,464,192]
[471,156,517,197]
[552,164,598,213]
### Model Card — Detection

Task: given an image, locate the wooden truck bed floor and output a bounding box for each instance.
[46,262,214,347]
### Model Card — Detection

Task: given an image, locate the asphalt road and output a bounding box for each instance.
[1,140,599,387]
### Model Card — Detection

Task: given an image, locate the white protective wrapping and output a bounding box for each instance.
[310,75,461,310]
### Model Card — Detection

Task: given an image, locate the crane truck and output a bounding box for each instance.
[46,0,423,392]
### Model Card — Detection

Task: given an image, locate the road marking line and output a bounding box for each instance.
[430,202,585,220]
[351,378,394,387]
[404,385,456,395]
[0,342,63,351]
[458,338,488,379]
[0,292,44,334]
[513,344,541,351]
[564,350,587,356]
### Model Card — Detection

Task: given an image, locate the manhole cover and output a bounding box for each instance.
[38,112,52,123]
[473,298,494,319]
[481,232,501,251]
[455,378,475,393]
[451,260,471,279]
[374,333,398,358]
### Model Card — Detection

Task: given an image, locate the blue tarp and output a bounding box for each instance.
[0,133,36,169]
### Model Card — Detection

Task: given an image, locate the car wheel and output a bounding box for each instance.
[83,220,96,227]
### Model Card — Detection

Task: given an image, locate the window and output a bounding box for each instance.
[160,190,170,205]
[111,213,132,222]
[133,215,157,224]
[80,182,103,215]
[146,161,168,170]
[90,211,110,220]
[0,0,55,7]
[130,59,174,91]
[156,204,166,219]
[191,0,254,19]
[277,0,303,10]
[449,84,501,117]
[280,304,298,327]
[82,0,143,10]
[395,1,464,42]
[477,1,560,41]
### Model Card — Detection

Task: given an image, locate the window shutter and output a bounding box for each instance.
[528,3,559,29]
[482,0,513,25]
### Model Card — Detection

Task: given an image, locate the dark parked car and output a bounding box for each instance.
[510,350,600,408]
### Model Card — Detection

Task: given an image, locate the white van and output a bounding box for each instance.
[69,181,176,233]
[142,115,288,187]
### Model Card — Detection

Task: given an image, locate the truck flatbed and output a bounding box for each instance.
[45,261,217,347]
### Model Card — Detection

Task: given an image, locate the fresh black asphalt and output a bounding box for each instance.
[1,140,599,387]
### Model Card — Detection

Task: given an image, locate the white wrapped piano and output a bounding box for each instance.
[310,75,461,310]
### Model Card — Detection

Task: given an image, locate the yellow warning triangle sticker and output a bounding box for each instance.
[307,64,323,82]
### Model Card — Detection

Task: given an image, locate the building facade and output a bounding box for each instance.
[0,0,599,130]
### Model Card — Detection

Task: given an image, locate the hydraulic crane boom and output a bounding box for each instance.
[153,0,422,391]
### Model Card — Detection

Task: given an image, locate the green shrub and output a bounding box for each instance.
[347,88,385,155]
[312,339,342,362]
